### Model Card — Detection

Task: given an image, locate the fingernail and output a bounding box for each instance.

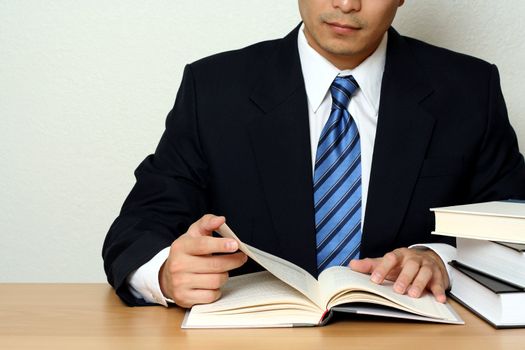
[226,241,238,251]
[437,294,446,303]
[394,282,405,293]
[408,286,420,297]
[371,273,382,284]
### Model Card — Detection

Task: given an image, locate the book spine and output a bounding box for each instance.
[318,309,333,326]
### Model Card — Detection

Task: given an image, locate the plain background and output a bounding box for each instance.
[1,1,524,283]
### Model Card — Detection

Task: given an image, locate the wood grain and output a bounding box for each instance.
[1,284,523,349]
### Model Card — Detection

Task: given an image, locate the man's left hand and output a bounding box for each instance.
[349,248,449,303]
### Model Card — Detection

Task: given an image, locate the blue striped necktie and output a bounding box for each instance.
[314,75,362,271]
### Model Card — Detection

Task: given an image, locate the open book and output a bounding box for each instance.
[181,224,463,328]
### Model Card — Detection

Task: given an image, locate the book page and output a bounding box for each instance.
[183,271,322,328]
[318,266,459,321]
[217,224,323,308]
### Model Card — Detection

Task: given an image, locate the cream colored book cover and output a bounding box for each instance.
[431,200,525,244]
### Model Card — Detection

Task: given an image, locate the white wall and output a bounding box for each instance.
[1,1,524,282]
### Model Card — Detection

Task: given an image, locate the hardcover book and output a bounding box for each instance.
[449,260,525,328]
[431,200,525,244]
[456,238,525,288]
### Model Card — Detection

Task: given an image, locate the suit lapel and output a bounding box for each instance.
[362,29,436,257]
[247,27,318,276]
[246,26,437,268]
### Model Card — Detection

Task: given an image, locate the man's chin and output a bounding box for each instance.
[320,42,362,58]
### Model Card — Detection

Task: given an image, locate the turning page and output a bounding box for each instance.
[218,224,323,307]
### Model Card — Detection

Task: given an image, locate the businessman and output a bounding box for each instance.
[103,0,525,308]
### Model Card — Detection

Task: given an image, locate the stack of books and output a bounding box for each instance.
[432,200,525,328]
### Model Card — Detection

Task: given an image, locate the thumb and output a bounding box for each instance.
[187,214,226,238]
[349,258,380,274]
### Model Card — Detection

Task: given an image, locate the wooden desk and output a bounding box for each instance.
[0,284,523,349]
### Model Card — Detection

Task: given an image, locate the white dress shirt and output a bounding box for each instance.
[298,23,385,224]
[127,26,456,306]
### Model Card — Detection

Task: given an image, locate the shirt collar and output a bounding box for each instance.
[297,24,387,115]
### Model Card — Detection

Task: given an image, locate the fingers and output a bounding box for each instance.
[349,258,379,274]
[198,252,248,273]
[159,214,252,308]
[393,259,421,294]
[179,235,239,256]
[179,215,238,256]
[172,252,248,274]
[369,250,403,284]
[404,263,433,298]
[167,252,247,307]
[429,279,447,303]
[173,287,223,308]
[163,251,248,308]
[406,267,446,302]
[352,248,449,303]
[171,272,229,294]
[187,214,226,238]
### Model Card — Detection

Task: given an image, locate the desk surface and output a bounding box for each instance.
[1,284,523,350]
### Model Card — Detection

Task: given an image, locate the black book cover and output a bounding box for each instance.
[449,260,524,293]
[494,241,525,252]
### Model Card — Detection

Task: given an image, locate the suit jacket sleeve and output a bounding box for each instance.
[102,65,209,305]
[466,65,525,201]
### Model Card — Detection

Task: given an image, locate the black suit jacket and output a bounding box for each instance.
[103,26,525,305]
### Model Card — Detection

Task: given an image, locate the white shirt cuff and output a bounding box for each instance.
[409,243,457,288]
[126,247,173,307]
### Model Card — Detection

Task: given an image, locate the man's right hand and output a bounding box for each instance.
[159,214,248,308]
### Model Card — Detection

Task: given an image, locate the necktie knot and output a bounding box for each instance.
[330,75,359,110]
